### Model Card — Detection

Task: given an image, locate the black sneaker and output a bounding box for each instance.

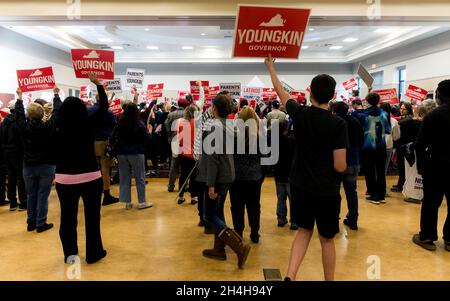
[0,199,9,206]
[391,186,402,193]
[343,218,358,230]
[191,197,198,205]
[27,224,36,232]
[250,233,260,244]
[86,250,107,264]
[168,186,174,192]
[404,198,421,204]
[18,203,27,211]
[177,197,185,205]
[290,223,299,230]
[9,204,18,211]
[277,220,288,227]
[37,223,54,233]
[102,194,119,206]
[412,234,436,251]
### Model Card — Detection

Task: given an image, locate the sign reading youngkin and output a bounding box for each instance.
[233,5,311,58]
[71,49,115,80]
[16,66,55,92]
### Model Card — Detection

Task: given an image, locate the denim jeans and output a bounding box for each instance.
[342,165,360,224]
[117,154,146,204]
[23,164,55,227]
[276,182,291,224]
[203,183,230,233]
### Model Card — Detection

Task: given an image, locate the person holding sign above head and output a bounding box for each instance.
[54,72,108,264]
[265,54,349,281]
[14,86,62,233]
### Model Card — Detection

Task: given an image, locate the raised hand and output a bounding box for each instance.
[264,54,276,69]
[16,87,23,99]
[88,72,100,85]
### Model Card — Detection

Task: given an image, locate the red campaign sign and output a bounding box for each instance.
[262,88,277,99]
[405,84,427,101]
[190,81,209,101]
[206,86,220,99]
[109,99,122,116]
[249,99,257,109]
[147,83,164,98]
[306,86,311,93]
[342,78,358,91]
[374,88,399,105]
[80,86,88,99]
[16,66,55,92]
[233,6,311,58]
[290,90,306,102]
[71,49,115,80]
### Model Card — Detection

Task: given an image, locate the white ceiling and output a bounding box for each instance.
[5,24,450,63]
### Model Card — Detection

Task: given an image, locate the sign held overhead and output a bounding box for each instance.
[233,5,311,58]
[71,49,115,80]
[126,68,145,88]
[357,64,374,88]
[16,66,55,92]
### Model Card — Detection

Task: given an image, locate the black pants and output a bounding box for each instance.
[56,178,105,261]
[0,165,6,201]
[229,179,263,235]
[178,155,200,198]
[419,169,450,242]
[363,149,387,199]
[4,152,27,205]
[396,148,406,189]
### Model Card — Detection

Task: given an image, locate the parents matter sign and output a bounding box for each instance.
[219,83,241,98]
[233,5,310,58]
[16,66,55,92]
[374,88,399,104]
[126,68,145,88]
[71,49,115,80]
[405,84,427,101]
[104,78,122,94]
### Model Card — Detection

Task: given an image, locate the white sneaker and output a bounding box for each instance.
[138,202,153,209]
[125,203,133,210]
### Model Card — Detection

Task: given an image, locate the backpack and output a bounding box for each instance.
[363,114,385,151]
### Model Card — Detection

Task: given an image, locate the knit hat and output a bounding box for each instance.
[8,100,16,111]
[27,102,44,121]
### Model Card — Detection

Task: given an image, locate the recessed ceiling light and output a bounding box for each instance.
[374,28,393,33]
[182,46,193,50]
[343,38,358,42]
[144,28,150,31]
[201,33,206,36]
[111,46,123,50]
[99,38,113,43]
[301,45,309,49]
[329,45,343,50]
[146,46,159,50]
[309,28,315,31]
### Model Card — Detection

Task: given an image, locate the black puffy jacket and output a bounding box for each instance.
[0,113,22,154]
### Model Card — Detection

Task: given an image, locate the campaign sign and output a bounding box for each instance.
[219,83,241,98]
[104,78,122,94]
[109,99,123,116]
[242,87,263,100]
[233,5,311,58]
[206,86,220,99]
[190,81,209,101]
[71,49,115,80]
[405,84,427,101]
[263,88,277,100]
[375,88,399,104]
[342,78,358,91]
[16,66,55,92]
[126,68,145,88]
[147,83,164,99]
[281,80,295,94]
[357,64,374,88]
[290,90,306,101]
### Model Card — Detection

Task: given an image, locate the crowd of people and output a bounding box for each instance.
[0,58,449,280]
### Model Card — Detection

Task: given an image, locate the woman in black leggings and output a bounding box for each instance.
[54,73,108,264]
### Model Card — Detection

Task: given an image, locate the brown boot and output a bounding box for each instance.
[219,228,251,269]
[202,234,227,261]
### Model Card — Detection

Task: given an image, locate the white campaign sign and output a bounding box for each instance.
[126,68,145,88]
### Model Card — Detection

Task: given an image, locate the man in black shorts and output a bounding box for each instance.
[265,55,348,281]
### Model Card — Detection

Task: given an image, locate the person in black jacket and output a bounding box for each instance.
[54,72,107,264]
[412,80,450,252]
[0,100,27,211]
[112,103,152,210]
[0,119,8,206]
[15,86,62,233]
